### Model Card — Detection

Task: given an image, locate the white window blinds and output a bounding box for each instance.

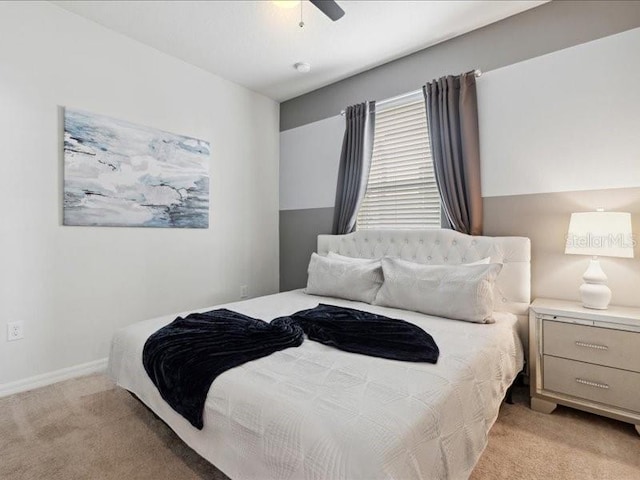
[356,93,441,230]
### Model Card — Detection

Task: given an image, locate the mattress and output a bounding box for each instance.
[108,289,524,480]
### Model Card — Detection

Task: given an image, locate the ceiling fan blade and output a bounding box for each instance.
[309,0,345,21]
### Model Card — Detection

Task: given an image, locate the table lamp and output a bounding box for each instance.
[565,210,634,310]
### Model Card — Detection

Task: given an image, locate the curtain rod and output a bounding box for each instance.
[340,69,482,116]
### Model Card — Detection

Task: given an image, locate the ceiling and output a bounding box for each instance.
[54,1,547,102]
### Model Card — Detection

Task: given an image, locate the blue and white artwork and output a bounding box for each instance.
[64,108,210,228]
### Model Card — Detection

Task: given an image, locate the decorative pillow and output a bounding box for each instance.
[374,257,502,323]
[328,251,490,266]
[305,253,383,304]
[327,251,381,265]
[465,257,492,266]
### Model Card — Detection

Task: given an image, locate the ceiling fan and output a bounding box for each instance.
[309,0,345,21]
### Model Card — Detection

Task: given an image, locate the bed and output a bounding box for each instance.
[108,229,530,480]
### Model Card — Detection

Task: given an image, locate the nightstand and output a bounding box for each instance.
[529,298,640,435]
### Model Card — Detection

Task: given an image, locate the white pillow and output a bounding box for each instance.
[374,257,502,323]
[328,251,490,266]
[465,257,491,266]
[327,251,381,265]
[305,253,383,304]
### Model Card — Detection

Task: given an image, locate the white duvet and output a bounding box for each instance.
[108,290,523,480]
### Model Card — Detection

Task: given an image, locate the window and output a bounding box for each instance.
[356,93,440,230]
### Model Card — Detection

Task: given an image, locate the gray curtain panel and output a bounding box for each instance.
[332,101,376,234]
[423,73,482,235]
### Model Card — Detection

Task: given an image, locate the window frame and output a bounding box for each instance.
[356,92,441,231]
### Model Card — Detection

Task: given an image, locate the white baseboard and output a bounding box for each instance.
[0,357,108,398]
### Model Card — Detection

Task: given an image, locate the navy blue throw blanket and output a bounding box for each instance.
[143,304,439,429]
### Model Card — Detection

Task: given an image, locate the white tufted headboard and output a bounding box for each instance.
[318,229,531,355]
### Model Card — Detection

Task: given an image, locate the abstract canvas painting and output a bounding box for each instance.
[63,108,210,228]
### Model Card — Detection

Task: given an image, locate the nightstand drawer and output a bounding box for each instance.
[544,356,640,413]
[543,320,640,373]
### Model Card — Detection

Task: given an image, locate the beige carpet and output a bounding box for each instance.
[1,374,638,480]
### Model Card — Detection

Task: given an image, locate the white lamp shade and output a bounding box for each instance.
[565,211,634,258]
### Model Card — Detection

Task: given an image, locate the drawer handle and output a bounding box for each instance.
[576,378,609,390]
[575,341,608,351]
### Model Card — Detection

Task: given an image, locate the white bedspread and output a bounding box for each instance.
[108,290,523,480]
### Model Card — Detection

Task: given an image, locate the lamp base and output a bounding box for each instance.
[579,258,611,310]
[580,283,611,310]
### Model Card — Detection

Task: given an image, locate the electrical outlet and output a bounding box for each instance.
[240,285,249,299]
[7,321,24,342]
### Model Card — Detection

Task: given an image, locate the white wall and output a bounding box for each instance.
[279,115,344,210]
[0,3,280,386]
[478,27,640,198]
[280,27,640,208]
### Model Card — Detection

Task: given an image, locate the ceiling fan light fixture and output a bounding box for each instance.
[294,62,311,73]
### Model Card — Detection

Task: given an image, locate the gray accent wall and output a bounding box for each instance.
[280,207,334,291]
[279,0,640,295]
[283,189,640,303]
[484,187,640,308]
[281,1,640,131]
